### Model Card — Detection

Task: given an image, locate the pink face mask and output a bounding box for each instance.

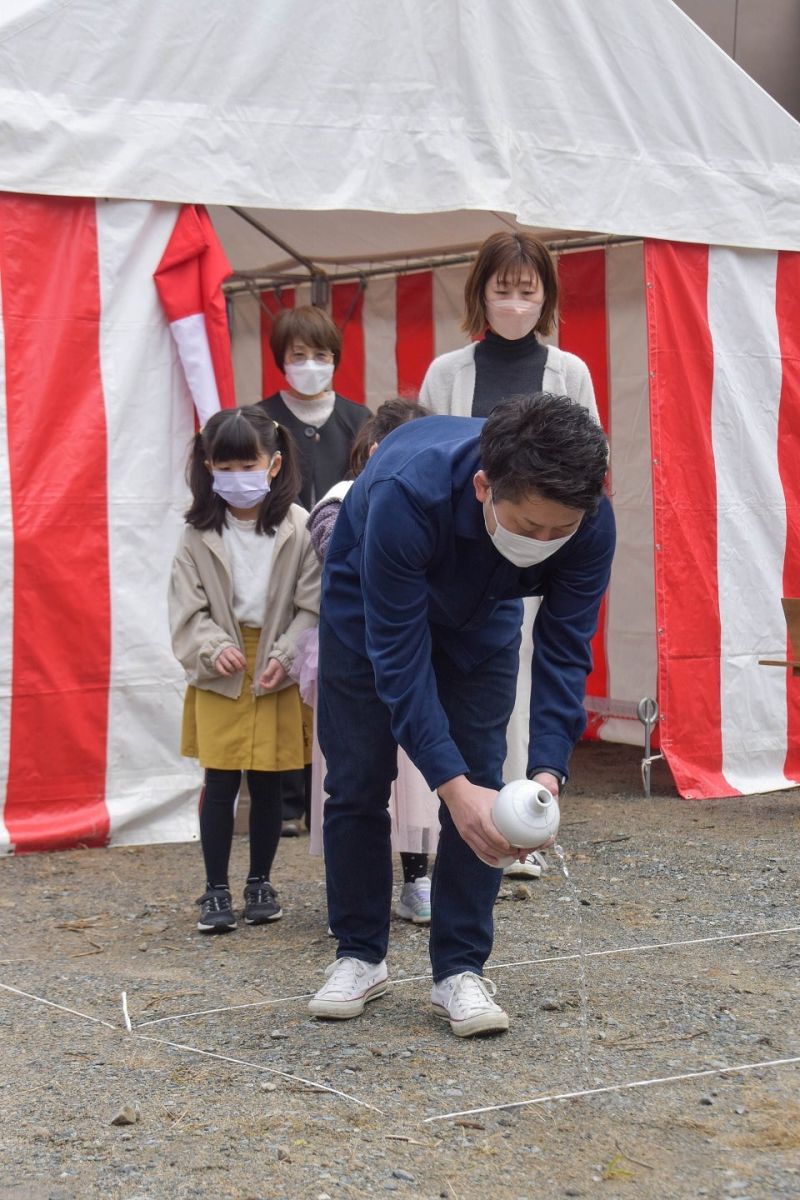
[485,298,543,341]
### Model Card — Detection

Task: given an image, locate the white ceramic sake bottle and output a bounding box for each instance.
[492,779,561,868]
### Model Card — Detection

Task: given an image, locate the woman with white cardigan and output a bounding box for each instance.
[420,231,598,421]
[419,231,600,879]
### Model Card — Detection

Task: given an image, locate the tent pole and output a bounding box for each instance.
[222,234,642,298]
[228,206,321,276]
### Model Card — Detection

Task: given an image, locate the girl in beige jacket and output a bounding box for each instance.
[169,406,321,933]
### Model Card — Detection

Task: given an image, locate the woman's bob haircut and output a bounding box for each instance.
[462,231,559,338]
[269,305,343,370]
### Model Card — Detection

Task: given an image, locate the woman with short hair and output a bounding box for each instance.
[420,230,597,421]
[259,305,371,511]
[260,304,371,833]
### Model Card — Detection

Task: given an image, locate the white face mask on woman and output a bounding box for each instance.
[284,358,334,396]
[486,499,577,567]
[485,298,543,341]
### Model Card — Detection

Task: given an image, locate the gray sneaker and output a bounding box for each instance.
[395,877,432,924]
[431,971,509,1037]
[243,878,282,924]
[195,886,237,933]
[308,957,390,1019]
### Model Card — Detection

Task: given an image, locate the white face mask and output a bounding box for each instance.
[486,499,577,568]
[212,463,274,509]
[284,358,334,396]
[485,298,542,341]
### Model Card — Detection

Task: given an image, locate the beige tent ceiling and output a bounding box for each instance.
[210,206,594,283]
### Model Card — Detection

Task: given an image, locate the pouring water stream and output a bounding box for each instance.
[491,781,592,1083]
[551,843,591,1084]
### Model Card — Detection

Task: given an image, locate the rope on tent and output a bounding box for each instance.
[583,696,641,722]
[582,695,664,796]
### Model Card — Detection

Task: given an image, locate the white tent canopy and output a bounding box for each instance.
[2,0,800,855]
[2,0,800,254]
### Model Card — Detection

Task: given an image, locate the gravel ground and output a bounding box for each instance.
[1,741,799,1200]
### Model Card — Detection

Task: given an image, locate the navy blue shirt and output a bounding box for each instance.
[321,416,615,791]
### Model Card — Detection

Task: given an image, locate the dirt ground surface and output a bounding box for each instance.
[1,742,799,1200]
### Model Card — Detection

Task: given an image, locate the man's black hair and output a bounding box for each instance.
[480,393,608,514]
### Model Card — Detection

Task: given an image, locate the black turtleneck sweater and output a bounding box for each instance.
[471,330,548,418]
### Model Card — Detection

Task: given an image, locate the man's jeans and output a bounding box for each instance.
[317,617,519,982]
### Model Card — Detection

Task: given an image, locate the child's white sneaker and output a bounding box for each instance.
[431,971,509,1037]
[308,957,390,1019]
[395,878,432,924]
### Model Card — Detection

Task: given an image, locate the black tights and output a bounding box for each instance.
[199,768,282,889]
[400,852,429,883]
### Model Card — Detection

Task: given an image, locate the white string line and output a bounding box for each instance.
[0,981,118,1029]
[3,928,797,1122]
[490,923,800,972]
[2,976,795,1124]
[134,1032,386,1113]
[135,991,316,1028]
[423,1055,800,1123]
[134,923,800,1029]
[0,979,383,1114]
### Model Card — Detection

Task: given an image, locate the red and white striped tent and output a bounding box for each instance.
[1,0,799,851]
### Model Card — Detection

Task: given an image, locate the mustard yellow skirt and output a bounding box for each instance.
[181,626,312,771]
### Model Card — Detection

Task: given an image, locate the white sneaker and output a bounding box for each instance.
[395,878,432,924]
[503,850,548,879]
[431,971,509,1037]
[308,957,390,1019]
